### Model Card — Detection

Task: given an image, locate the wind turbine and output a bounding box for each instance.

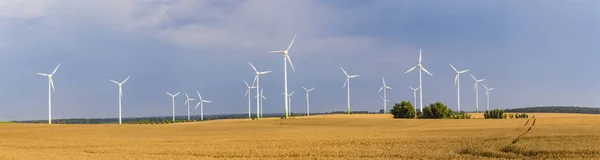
[405,49,433,113]
[268,33,297,119]
[380,96,390,112]
[166,92,180,121]
[37,63,61,124]
[255,88,267,118]
[183,92,195,121]
[449,63,469,113]
[285,91,295,116]
[260,89,267,117]
[341,67,359,114]
[378,77,392,114]
[470,74,485,112]
[110,76,130,124]
[408,86,419,112]
[249,62,271,120]
[195,91,212,121]
[482,84,495,111]
[301,85,315,116]
[244,80,256,119]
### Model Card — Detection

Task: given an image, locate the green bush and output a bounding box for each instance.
[418,102,452,119]
[484,109,505,119]
[390,101,416,118]
[514,113,529,118]
[509,113,514,119]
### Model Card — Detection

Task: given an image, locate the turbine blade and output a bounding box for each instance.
[378,87,383,92]
[460,69,470,73]
[37,73,49,76]
[449,63,458,72]
[286,55,295,72]
[381,77,386,86]
[480,79,486,82]
[268,50,284,54]
[245,89,250,97]
[408,86,415,90]
[174,92,180,97]
[470,74,477,81]
[195,102,200,109]
[260,71,272,74]
[110,79,119,84]
[252,75,257,87]
[204,100,212,103]
[340,67,348,76]
[405,66,417,74]
[308,88,315,91]
[286,33,297,51]
[454,75,459,86]
[343,78,348,88]
[290,91,295,96]
[482,84,489,90]
[50,79,55,92]
[185,92,189,99]
[244,80,250,88]
[419,48,422,64]
[248,62,257,72]
[166,92,172,96]
[386,86,392,90]
[422,67,433,76]
[474,83,477,90]
[122,76,130,84]
[51,63,61,75]
[301,85,308,91]
[350,75,359,78]
[416,87,420,90]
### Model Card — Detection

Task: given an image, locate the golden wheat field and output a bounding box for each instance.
[1,113,600,159]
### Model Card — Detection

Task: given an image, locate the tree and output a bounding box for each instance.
[419,102,452,119]
[379,109,385,114]
[390,101,416,118]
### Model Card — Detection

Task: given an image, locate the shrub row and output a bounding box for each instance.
[390,101,468,119]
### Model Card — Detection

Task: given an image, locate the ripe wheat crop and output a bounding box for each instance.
[1,113,599,159]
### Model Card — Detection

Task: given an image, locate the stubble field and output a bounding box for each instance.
[1,113,600,159]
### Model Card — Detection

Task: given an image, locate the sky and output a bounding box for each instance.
[1,1,600,121]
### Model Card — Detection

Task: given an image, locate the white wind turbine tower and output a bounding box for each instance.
[37,63,61,124]
[195,91,212,121]
[183,92,195,121]
[249,62,271,119]
[482,84,495,111]
[470,74,485,112]
[408,86,419,112]
[110,76,130,124]
[405,49,433,113]
[166,92,180,121]
[255,88,266,118]
[341,67,359,114]
[378,77,392,114]
[449,63,469,112]
[285,91,295,116]
[301,85,315,116]
[244,80,256,119]
[268,33,297,119]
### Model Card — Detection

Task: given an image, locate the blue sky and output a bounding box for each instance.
[1,1,599,121]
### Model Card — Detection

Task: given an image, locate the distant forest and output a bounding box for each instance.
[505,106,600,114]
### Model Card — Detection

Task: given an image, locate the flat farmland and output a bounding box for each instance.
[1,113,600,159]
